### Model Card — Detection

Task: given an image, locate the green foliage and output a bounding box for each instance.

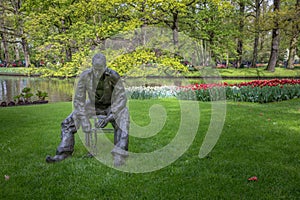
[2,0,299,77]
[28,50,91,78]
[13,87,49,103]
[185,0,237,63]
[13,94,22,103]
[109,48,188,76]
[35,90,48,101]
[13,87,34,103]
[21,87,34,102]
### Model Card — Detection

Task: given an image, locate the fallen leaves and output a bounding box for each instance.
[248,176,258,182]
[4,175,10,181]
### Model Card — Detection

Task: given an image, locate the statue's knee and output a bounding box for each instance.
[61,115,77,133]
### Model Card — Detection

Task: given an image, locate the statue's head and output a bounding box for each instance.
[92,53,107,76]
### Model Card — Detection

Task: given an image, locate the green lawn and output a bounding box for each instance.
[217,67,300,78]
[0,67,29,74]
[185,67,300,78]
[1,99,300,199]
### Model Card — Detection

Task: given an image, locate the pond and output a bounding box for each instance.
[0,75,234,103]
[0,76,75,102]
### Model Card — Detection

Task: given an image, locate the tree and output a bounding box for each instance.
[251,0,263,68]
[155,0,196,47]
[185,0,236,65]
[286,0,300,69]
[236,0,246,68]
[0,0,297,77]
[0,0,12,65]
[0,0,31,67]
[266,0,281,72]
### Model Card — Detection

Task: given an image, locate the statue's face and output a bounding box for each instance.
[92,54,106,77]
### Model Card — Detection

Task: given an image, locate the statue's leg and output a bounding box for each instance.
[84,104,97,157]
[111,107,129,166]
[46,113,77,163]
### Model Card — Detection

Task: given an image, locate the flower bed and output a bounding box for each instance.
[126,79,300,103]
[231,79,300,87]
[126,86,178,99]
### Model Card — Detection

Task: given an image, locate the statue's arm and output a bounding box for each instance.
[110,71,127,116]
[73,72,88,119]
[73,71,93,132]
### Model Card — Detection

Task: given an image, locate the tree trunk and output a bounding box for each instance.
[0,39,2,61]
[21,37,31,67]
[259,0,268,55]
[236,0,245,68]
[236,39,243,68]
[287,0,300,69]
[61,19,72,62]
[287,34,298,69]
[141,23,147,46]
[0,32,10,66]
[251,0,261,68]
[203,40,210,66]
[252,36,259,68]
[172,12,179,48]
[14,46,20,61]
[266,0,281,72]
[66,46,72,62]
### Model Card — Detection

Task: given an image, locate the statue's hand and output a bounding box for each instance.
[96,118,108,128]
[96,113,114,128]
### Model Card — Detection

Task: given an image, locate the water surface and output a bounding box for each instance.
[0,76,75,102]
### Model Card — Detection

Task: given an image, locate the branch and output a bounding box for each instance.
[246,13,256,18]
[259,0,264,6]
[2,26,16,32]
[186,0,196,7]
[163,19,172,28]
[5,39,22,44]
[0,29,22,37]
[0,4,15,13]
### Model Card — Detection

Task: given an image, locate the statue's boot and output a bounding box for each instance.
[45,131,74,163]
[113,154,126,167]
[45,132,74,163]
[46,153,71,163]
[111,147,128,167]
[46,116,76,163]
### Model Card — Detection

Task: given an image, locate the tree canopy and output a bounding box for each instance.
[0,0,299,77]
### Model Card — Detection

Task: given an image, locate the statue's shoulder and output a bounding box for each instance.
[79,68,92,79]
[105,68,120,81]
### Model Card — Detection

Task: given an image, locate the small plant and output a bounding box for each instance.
[13,87,34,104]
[21,87,34,103]
[35,90,48,101]
[10,87,49,106]
[13,94,24,104]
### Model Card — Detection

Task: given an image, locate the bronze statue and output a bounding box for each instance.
[46,53,129,166]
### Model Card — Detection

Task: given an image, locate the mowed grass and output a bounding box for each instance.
[185,67,300,78]
[217,67,300,78]
[0,99,300,199]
